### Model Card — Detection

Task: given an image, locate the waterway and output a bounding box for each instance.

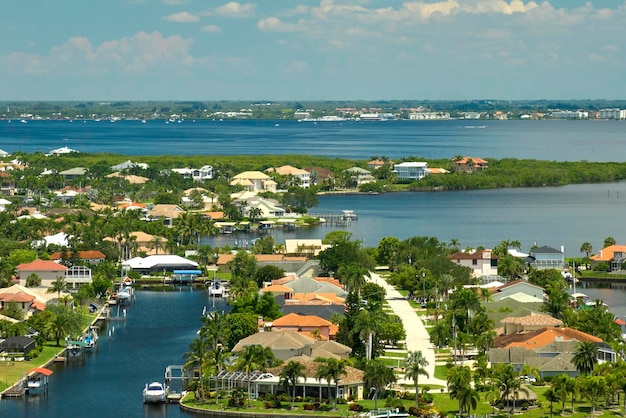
[206,182,626,258]
[1,289,229,418]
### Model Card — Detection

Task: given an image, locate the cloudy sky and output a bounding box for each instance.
[0,0,624,101]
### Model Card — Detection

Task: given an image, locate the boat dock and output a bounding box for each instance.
[308,210,358,225]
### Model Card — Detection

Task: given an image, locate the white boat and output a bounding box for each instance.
[342,209,358,220]
[364,408,410,418]
[20,119,28,124]
[116,287,131,301]
[143,382,167,403]
[208,279,224,297]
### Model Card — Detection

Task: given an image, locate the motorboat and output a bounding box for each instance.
[143,382,167,403]
[342,209,358,220]
[208,278,224,297]
[364,408,410,418]
[116,287,131,302]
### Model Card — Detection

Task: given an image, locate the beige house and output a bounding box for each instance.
[266,165,311,188]
[449,250,498,277]
[232,331,350,361]
[231,171,277,192]
[17,260,68,287]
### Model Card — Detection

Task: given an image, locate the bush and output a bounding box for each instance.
[349,404,364,412]
[303,403,319,411]
[336,397,347,404]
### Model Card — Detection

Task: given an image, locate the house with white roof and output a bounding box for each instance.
[123,255,198,274]
[0,149,9,158]
[171,165,214,181]
[393,162,429,181]
[0,198,11,212]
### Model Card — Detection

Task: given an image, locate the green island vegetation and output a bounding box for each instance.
[3,99,626,120]
[2,150,626,416]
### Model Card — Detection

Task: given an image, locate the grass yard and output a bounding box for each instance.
[0,344,64,392]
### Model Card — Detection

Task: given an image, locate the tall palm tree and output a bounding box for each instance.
[492,363,528,418]
[580,242,593,258]
[551,374,572,414]
[404,350,430,407]
[234,345,276,406]
[336,262,369,297]
[314,358,348,409]
[572,341,599,376]
[353,308,385,361]
[184,335,210,402]
[543,388,560,418]
[279,360,306,408]
[364,359,396,409]
[447,365,478,415]
[47,276,66,299]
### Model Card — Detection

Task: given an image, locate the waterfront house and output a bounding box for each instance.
[231,171,276,192]
[451,156,488,173]
[303,167,333,186]
[343,167,375,186]
[367,159,394,170]
[123,255,198,274]
[232,331,351,361]
[527,245,566,270]
[239,196,286,218]
[104,231,169,255]
[448,249,498,277]
[266,165,311,188]
[393,161,429,181]
[284,239,329,257]
[590,244,626,271]
[0,336,36,358]
[263,313,337,340]
[17,259,68,287]
[147,204,185,226]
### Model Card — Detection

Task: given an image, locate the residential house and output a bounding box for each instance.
[232,331,350,361]
[0,148,9,158]
[50,250,106,265]
[490,280,545,304]
[0,336,37,358]
[0,197,11,211]
[393,162,429,181]
[110,160,149,171]
[304,167,333,186]
[106,172,149,184]
[448,250,498,277]
[171,165,214,181]
[284,239,330,257]
[0,285,47,317]
[367,159,394,170]
[17,260,68,287]
[343,167,375,186]
[528,245,566,270]
[123,254,198,274]
[58,167,88,180]
[451,156,488,173]
[231,171,276,192]
[147,204,185,226]
[500,313,563,336]
[0,172,17,196]
[266,165,311,188]
[103,231,169,256]
[590,244,626,271]
[264,313,337,340]
[240,196,285,218]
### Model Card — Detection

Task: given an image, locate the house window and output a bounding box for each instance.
[472,259,478,265]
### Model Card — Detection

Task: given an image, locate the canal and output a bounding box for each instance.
[1,288,229,418]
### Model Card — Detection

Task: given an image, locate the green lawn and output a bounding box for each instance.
[0,344,65,392]
[384,350,408,358]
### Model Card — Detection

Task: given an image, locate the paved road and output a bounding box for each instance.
[369,272,448,387]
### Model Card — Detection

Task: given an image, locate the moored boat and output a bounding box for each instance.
[143,381,167,403]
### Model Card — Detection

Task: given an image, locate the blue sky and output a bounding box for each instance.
[1,0,624,101]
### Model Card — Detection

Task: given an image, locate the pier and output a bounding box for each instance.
[307,210,358,225]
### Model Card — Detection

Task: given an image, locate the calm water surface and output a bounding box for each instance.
[1,119,625,161]
[1,289,227,418]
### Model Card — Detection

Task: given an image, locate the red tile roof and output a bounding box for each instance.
[496,327,602,349]
[0,291,35,303]
[17,259,68,272]
[271,313,332,328]
[49,250,106,260]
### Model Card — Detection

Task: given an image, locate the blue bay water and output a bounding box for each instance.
[1,119,625,161]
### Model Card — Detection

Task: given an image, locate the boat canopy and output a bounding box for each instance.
[173,270,202,275]
[27,367,53,376]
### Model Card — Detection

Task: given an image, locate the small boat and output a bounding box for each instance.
[364,408,410,418]
[143,382,167,403]
[208,278,224,297]
[116,287,131,302]
[20,119,27,124]
[342,209,358,220]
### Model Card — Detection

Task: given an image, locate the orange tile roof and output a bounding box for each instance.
[260,284,294,293]
[272,275,298,286]
[0,291,35,303]
[203,211,225,219]
[271,313,332,328]
[590,245,626,261]
[501,313,563,327]
[17,259,68,272]
[285,293,345,305]
[50,250,106,260]
[500,327,602,349]
[314,277,343,289]
[31,301,46,311]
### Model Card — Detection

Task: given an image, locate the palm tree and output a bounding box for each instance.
[248,207,263,223]
[572,341,599,376]
[314,358,348,409]
[184,335,210,402]
[492,363,528,418]
[604,236,616,248]
[543,388,560,418]
[336,262,369,297]
[47,276,66,300]
[580,242,593,258]
[279,360,306,408]
[447,365,479,416]
[148,236,164,255]
[353,308,385,360]
[551,374,572,414]
[234,345,276,406]
[43,305,80,346]
[582,375,608,417]
[404,350,430,407]
[364,359,396,409]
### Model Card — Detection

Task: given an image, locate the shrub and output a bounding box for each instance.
[336,397,347,404]
[349,404,364,412]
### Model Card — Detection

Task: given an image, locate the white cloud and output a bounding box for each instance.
[201,24,223,33]
[1,31,198,76]
[213,2,255,18]
[257,17,298,32]
[163,11,199,22]
[280,60,309,75]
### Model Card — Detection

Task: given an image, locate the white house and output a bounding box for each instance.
[448,250,498,277]
[171,165,213,181]
[123,255,198,274]
[393,162,429,181]
[231,171,277,192]
[491,280,546,303]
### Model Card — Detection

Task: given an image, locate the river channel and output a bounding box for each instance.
[1,288,228,418]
